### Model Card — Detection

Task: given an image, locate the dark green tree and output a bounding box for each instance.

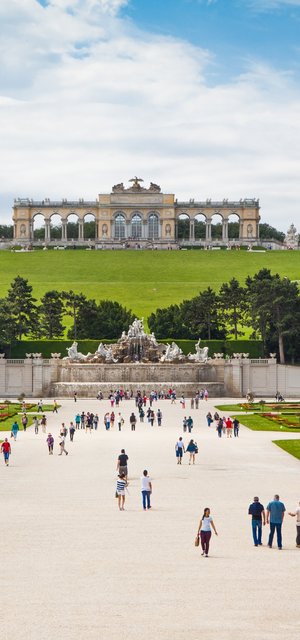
[219,277,246,340]
[0,225,13,239]
[6,276,37,340]
[181,288,226,339]
[62,291,87,340]
[38,291,65,338]
[69,300,135,339]
[148,304,185,339]
[246,270,300,364]
[0,298,18,345]
[259,223,285,243]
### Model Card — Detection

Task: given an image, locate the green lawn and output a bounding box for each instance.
[273,439,300,460]
[215,402,300,412]
[1,250,300,324]
[232,414,300,432]
[0,403,58,431]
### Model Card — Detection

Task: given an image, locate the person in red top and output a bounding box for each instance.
[1,438,11,466]
[225,417,233,438]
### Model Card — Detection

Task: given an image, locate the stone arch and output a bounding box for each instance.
[131,212,143,239]
[114,212,126,240]
[227,212,240,241]
[193,212,207,240]
[210,212,224,240]
[176,212,190,240]
[83,212,96,240]
[49,213,62,241]
[148,211,160,239]
[67,213,79,240]
[32,212,46,241]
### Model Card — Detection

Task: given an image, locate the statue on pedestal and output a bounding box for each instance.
[284,223,299,249]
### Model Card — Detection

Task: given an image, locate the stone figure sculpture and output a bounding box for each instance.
[65,342,86,361]
[96,343,118,363]
[188,339,209,363]
[160,342,184,362]
[284,223,299,249]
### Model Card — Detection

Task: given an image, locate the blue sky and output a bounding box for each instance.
[125,0,300,80]
[1,0,300,230]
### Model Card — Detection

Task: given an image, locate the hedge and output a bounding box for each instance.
[8,339,263,359]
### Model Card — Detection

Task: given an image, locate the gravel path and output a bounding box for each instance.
[0,397,299,640]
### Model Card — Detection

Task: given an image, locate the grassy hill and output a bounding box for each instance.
[0,250,299,322]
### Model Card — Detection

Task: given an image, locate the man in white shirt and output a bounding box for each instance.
[288,501,300,547]
[141,469,152,510]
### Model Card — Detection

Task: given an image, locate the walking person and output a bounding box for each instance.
[11,421,19,441]
[157,409,162,426]
[288,501,300,548]
[141,470,152,510]
[69,422,75,442]
[75,413,81,429]
[93,414,99,431]
[116,473,128,511]
[53,399,58,414]
[73,391,77,403]
[206,412,213,427]
[216,419,223,438]
[248,496,266,546]
[233,417,240,437]
[1,438,11,466]
[41,415,47,433]
[183,416,187,433]
[204,389,209,401]
[37,399,43,413]
[58,435,69,456]
[117,449,128,479]
[46,433,54,455]
[266,494,286,549]
[196,507,218,557]
[175,437,185,464]
[187,416,193,433]
[180,395,186,409]
[186,439,198,465]
[130,412,137,431]
[21,413,28,432]
[33,416,39,434]
[226,417,233,438]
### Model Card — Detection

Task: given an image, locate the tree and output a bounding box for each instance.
[245,269,274,351]
[68,300,135,339]
[0,298,18,345]
[38,291,65,338]
[148,305,185,339]
[0,225,13,239]
[246,269,300,364]
[219,277,246,340]
[61,291,87,340]
[180,288,226,339]
[6,276,37,340]
[259,223,285,243]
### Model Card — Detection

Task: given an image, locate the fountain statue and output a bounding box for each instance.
[63,320,210,364]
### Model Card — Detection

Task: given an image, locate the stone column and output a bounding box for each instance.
[142,220,147,239]
[29,221,34,241]
[222,218,228,242]
[206,220,212,242]
[239,221,243,241]
[61,219,67,241]
[78,219,84,241]
[0,358,6,395]
[45,220,51,242]
[189,219,195,242]
[125,220,130,239]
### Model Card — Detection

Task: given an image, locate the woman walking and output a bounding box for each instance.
[196,507,218,557]
[116,472,128,511]
[46,433,54,455]
[186,439,198,465]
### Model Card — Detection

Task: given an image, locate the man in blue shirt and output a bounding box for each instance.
[248,496,265,546]
[266,494,286,549]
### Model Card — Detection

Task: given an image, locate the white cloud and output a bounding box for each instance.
[245,0,300,8]
[0,0,300,230]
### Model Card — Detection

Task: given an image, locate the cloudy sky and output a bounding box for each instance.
[1,0,300,229]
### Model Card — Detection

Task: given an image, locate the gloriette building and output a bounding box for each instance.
[13,177,260,247]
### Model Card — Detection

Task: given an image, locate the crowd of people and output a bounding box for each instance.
[1,394,299,557]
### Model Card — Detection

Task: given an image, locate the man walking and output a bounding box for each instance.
[175,437,185,464]
[1,438,11,466]
[288,501,300,548]
[248,496,265,546]
[266,494,286,549]
[117,449,128,479]
[233,417,240,437]
[141,470,152,510]
[129,412,137,431]
[58,435,69,456]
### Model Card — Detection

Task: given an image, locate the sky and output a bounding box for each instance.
[1,0,300,230]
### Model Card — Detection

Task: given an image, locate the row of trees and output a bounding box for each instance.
[1,270,299,363]
[0,277,134,343]
[148,269,300,364]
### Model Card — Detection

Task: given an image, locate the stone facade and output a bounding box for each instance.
[1,357,300,398]
[12,178,260,246]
